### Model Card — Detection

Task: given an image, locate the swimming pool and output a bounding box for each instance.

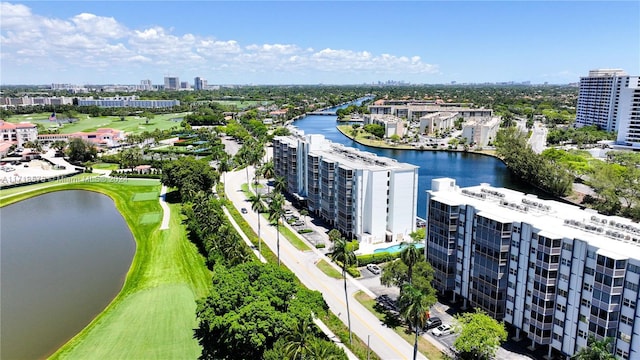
[373,243,425,254]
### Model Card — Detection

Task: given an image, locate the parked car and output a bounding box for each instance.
[366,264,381,275]
[432,324,452,337]
[424,317,442,330]
[241,208,248,214]
[293,220,305,226]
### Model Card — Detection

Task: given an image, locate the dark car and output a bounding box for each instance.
[424,317,442,330]
[241,208,248,214]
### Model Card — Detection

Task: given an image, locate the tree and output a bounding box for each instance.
[328,229,342,243]
[268,192,286,266]
[329,237,357,345]
[67,137,97,162]
[453,309,508,360]
[23,140,43,153]
[381,260,437,305]
[400,242,421,284]
[363,123,385,138]
[141,110,155,125]
[51,140,67,154]
[300,209,309,227]
[572,336,615,360]
[249,192,267,256]
[161,157,219,202]
[274,175,287,194]
[195,262,328,360]
[119,147,143,170]
[398,284,431,360]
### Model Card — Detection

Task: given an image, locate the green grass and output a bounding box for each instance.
[139,212,161,224]
[132,191,159,201]
[316,259,342,279]
[90,163,120,170]
[1,179,212,359]
[354,291,447,360]
[7,112,189,135]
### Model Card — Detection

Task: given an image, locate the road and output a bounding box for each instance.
[225,168,427,360]
[528,121,548,154]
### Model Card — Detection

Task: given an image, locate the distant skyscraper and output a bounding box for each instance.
[575,69,640,149]
[180,81,189,89]
[164,76,179,90]
[194,76,207,90]
[140,79,152,91]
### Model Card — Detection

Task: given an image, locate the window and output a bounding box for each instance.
[623,298,636,309]
[585,267,595,275]
[621,315,633,325]
[625,281,639,292]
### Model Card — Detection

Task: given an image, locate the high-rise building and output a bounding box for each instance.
[576,69,640,149]
[194,76,207,90]
[425,178,640,359]
[163,76,179,90]
[139,79,152,91]
[273,131,419,243]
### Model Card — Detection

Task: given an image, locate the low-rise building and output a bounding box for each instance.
[425,178,640,359]
[419,112,458,135]
[461,116,500,146]
[0,120,38,147]
[38,128,125,148]
[364,114,406,138]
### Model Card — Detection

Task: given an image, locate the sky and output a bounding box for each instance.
[1,1,638,86]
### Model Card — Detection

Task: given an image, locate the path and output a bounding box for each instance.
[159,185,170,230]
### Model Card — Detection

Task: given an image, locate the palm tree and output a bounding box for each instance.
[398,284,430,360]
[283,316,313,359]
[268,192,286,266]
[572,336,615,360]
[249,192,266,256]
[274,175,287,194]
[329,237,357,345]
[261,160,275,193]
[400,242,421,284]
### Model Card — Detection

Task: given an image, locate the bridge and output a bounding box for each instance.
[306,111,337,115]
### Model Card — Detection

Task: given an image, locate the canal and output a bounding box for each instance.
[292,99,540,219]
[1,190,135,360]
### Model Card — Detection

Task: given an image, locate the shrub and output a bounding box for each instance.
[297,229,313,234]
[315,243,326,249]
[346,266,360,278]
[356,252,399,266]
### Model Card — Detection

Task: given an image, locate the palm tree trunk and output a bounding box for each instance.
[257,214,262,256]
[276,223,281,266]
[413,323,419,360]
[344,267,353,345]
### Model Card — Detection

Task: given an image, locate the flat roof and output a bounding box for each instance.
[429,179,640,259]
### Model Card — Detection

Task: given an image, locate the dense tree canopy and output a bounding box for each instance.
[161,156,218,201]
[453,309,507,359]
[194,262,329,360]
[66,137,97,163]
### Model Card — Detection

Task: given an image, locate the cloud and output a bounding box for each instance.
[0,2,438,83]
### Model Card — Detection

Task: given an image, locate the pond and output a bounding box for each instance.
[0,190,136,360]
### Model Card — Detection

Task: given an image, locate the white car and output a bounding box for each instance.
[366,264,381,275]
[431,324,452,337]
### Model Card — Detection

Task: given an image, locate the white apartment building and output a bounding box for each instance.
[461,116,501,146]
[363,114,406,137]
[419,112,458,135]
[368,100,492,121]
[77,96,179,108]
[425,178,640,359]
[576,69,640,149]
[273,131,419,244]
[1,96,74,107]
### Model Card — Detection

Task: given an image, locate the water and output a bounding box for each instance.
[374,243,426,254]
[292,99,539,219]
[1,190,136,360]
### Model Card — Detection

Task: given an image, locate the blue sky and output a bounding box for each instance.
[1,1,638,85]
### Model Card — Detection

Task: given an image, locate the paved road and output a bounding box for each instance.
[528,122,548,154]
[225,168,427,360]
[159,185,170,230]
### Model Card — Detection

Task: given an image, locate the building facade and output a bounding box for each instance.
[425,178,640,359]
[363,114,407,138]
[0,120,38,146]
[77,96,179,108]
[273,131,418,243]
[576,69,640,149]
[461,116,501,146]
[163,76,180,90]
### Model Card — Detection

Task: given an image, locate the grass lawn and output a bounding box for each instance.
[7,112,189,135]
[1,179,212,359]
[316,259,342,279]
[354,291,447,360]
[212,100,266,110]
[90,163,120,170]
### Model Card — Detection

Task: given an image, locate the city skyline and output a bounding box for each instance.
[1,1,639,86]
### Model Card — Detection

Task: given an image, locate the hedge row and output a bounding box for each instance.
[356,252,401,266]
